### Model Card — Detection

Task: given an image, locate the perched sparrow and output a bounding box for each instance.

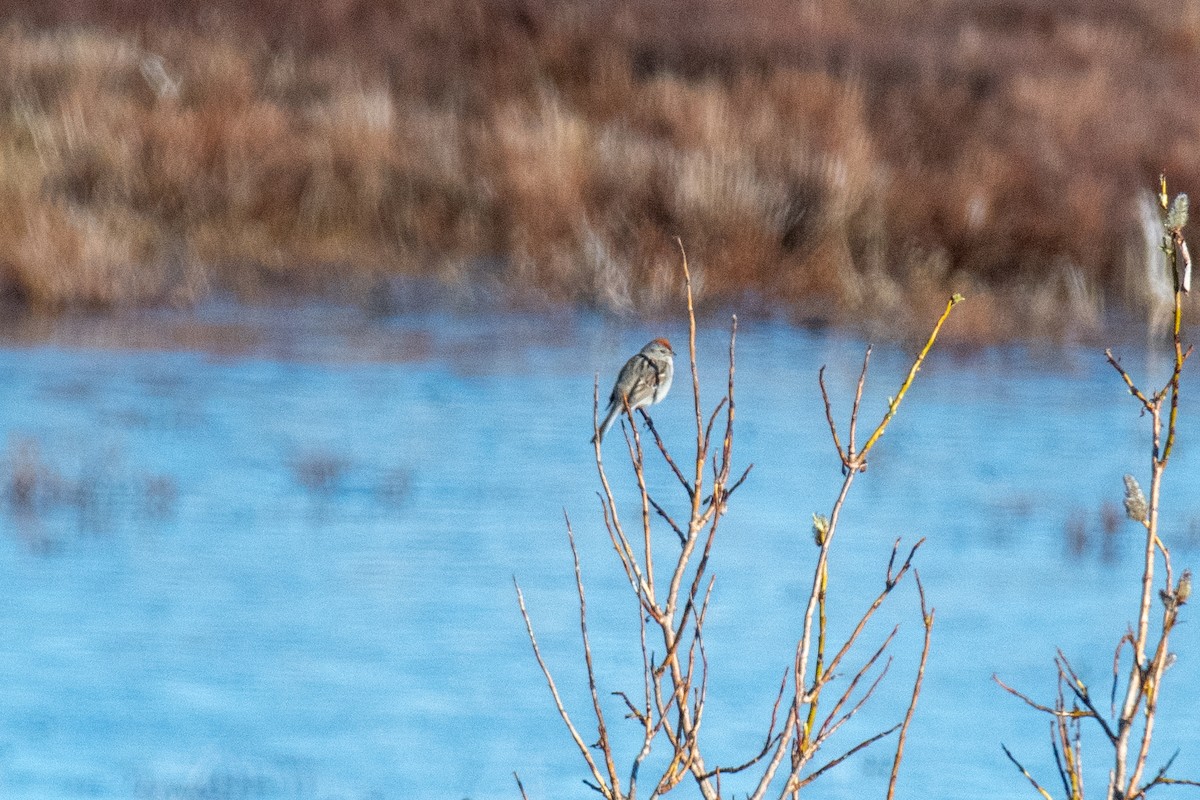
[593,338,675,444]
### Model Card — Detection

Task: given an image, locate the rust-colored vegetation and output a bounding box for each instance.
[0,0,1197,338]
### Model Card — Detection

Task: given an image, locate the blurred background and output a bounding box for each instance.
[0,0,1198,337]
[2,1,1200,799]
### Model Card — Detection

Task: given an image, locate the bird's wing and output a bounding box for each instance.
[610,354,646,402]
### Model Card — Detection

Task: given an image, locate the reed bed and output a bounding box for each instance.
[0,0,1197,339]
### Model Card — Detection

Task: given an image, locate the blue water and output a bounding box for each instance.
[1,304,1199,799]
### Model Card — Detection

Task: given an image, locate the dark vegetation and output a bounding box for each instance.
[0,0,1197,338]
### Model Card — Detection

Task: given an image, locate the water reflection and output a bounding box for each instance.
[0,304,1197,799]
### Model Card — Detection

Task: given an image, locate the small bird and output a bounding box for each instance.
[593,338,675,444]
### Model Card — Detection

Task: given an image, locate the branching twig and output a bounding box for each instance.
[796,723,902,790]
[515,577,612,797]
[1003,744,1055,800]
[523,251,960,800]
[1003,177,1197,800]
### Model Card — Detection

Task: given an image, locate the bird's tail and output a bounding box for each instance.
[592,402,620,444]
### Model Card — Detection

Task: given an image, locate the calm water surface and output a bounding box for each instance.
[1,303,1199,799]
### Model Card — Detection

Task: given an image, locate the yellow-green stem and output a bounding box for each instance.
[803,563,829,749]
[859,294,962,457]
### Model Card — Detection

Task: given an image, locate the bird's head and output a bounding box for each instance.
[645,337,674,357]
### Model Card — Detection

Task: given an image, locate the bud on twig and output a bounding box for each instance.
[812,513,829,546]
[1123,475,1148,524]
[1166,194,1189,233]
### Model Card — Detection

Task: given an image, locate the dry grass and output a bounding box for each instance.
[0,0,1198,338]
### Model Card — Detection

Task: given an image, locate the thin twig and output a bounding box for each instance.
[816,625,897,743]
[887,571,934,800]
[818,366,847,465]
[1142,750,1200,795]
[1105,350,1154,411]
[702,670,789,779]
[641,412,694,499]
[1056,649,1117,743]
[848,346,872,459]
[647,492,687,545]
[858,294,963,459]
[1111,631,1134,714]
[1051,717,1074,800]
[994,674,1093,720]
[1002,744,1055,800]
[676,236,705,511]
[796,723,902,789]
[815,655,894,747]
[703,397,730,460]
[514,578,611,796]
[566,517,621,794]
[819,541,922,689]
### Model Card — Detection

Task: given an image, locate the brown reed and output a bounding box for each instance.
[0,0,1196,340]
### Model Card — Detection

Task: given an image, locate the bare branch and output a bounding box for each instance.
[703,397,729,460]
[819,541,922,688]
[1105,349,1154,411]
[1111,631,1134,714]
[816,654,894,747]
[646,492,687,545]
[1056,649,1117,743]
[796,723,902,790]
[1002,744,1055,800]
[641,412,694,499]
[676,237,705,500]
[887,571,934,800]
[716,315,739,491]
[723,464,753,500]
[848,345,872,459]
[1051,718,1073,800]
[702,669,790,779]
[818,366,848,465]
[514,578,611,797]
[994,674,1092,720]
[858,294,963,459]
[1142,751,1200,796]
[1146,777,1200,791]
[565,518,621,793]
